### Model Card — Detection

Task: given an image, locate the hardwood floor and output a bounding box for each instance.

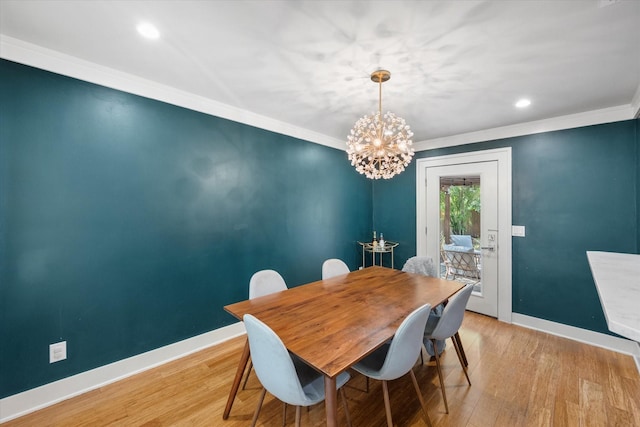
[5,312,640,426]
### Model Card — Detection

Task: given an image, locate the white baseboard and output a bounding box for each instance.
[512,313,640,373]
[0,322,246,423]
[3,315,639,422]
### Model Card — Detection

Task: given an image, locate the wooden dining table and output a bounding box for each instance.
[222,266,464,427]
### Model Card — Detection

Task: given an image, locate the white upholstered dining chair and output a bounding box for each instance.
[244,314,352,427]
[423,283,473,413]
[401,255,438,278]
[402,256,446,357]
[248,269,288,299]
[351,303,434,427]
[322,258,350,279]
[242,269,288,389]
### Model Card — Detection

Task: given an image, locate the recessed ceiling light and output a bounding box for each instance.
[515,98,531,108]
[137,22,160,40]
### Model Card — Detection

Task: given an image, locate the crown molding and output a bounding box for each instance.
[632,81,640,119]
[0,35,345,150]
[413,104,636,152]
[1,35,637,153]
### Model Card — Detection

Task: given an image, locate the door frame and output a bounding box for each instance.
[416,147,512,323]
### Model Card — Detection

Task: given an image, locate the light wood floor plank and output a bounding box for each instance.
[4,312,639,426]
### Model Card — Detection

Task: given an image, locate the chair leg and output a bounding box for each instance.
[339,387,352,427]
[295,405,301,427]
[451,337,471,386]
[282,402,287,427]
[409,369,433,427]
[250,387,267,427]
[242,359,253,390]
[432,339,449,413]
[381,380,394,427]
[454,332,468,367]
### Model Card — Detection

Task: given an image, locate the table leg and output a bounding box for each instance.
[324,375,338,427]
[223,338,251,419]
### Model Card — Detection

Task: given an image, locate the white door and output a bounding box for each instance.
[426,162,498,316]
[416,148,512,321]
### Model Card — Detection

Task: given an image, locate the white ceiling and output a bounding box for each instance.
[1,0,639,150]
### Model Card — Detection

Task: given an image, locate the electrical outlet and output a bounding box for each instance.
[50,341,67,363]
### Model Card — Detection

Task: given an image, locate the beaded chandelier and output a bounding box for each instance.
[346,70,415,179]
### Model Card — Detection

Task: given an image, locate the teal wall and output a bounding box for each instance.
[1,56,637,400]
[637,120,640,247]
[374,119,639,335]
[0,59,371,398]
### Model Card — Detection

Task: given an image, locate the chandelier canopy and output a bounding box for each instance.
[346,70,415,180]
